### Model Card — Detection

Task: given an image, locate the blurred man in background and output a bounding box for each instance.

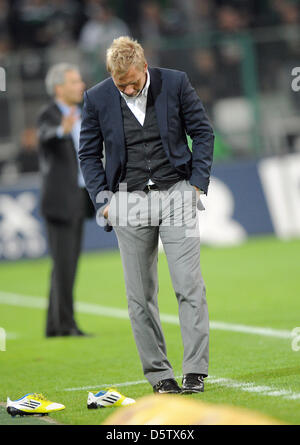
[37,63,94,337]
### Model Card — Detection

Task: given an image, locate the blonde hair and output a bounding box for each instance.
[106,36,146,77]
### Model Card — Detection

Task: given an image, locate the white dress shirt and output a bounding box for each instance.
[120,70,150,127]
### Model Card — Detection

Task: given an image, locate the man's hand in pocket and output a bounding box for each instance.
[103,204,110,219]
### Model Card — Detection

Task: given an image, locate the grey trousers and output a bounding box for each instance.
[108,180,209,386]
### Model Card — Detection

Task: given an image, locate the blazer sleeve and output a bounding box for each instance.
[37,109,65,145]
[79,91,108,211]
[179,72,214,194]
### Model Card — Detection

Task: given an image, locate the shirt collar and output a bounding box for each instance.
[142,69,150,97]
[55,100,81,116]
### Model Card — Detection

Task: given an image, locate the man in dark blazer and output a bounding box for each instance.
[38,63,94,337]
[79,37,214,393]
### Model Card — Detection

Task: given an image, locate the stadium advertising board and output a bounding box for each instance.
[0,153,299,261]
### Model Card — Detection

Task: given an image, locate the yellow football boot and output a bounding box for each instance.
[87,388,135,409]
[7,393,65,416]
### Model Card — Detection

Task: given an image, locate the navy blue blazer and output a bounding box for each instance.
[79,67,214,230]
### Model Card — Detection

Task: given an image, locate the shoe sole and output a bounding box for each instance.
[7,406,49,417]
[181,388,204,394]
[153,390,182,394]
[87,403,106,409]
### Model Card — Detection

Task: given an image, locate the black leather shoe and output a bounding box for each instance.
[46,329,92,337]
[61,328,92,337]
[153,378,182,394]
[181,374,205,394]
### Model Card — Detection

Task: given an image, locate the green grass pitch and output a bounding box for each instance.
[0,235,300,425]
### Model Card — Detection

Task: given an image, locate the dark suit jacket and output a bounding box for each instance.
[79,67,214,231]
[37,101,94,223]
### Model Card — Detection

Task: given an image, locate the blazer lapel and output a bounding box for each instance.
[149,68,169,149]
[105,80,126,164]
[52,101,63,124]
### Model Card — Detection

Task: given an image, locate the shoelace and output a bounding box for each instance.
[31,393,47,401]
[92,387,119,397]
[103,387,122,397]
[105,387,118,393]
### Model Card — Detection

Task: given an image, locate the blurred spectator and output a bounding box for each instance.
[0,0,10,34]
[116,0,141,38]
[188,48,219,117]
[137,0,187,66]
[0,94,10,139]
[217,5,250,33]
[208,6,246,98]
[48,0,83,43]
[271,0,299,24]
[16,127,39,174]
[214,42,244,98]
[138,0,186,42]
[276,0,300,25]
[78,0,131,83]
[82,0,104,18]
[139,1,164,42]
[275,1,300,110]
[10,0,82,49]
[172,0,216,34]
[256,1,300,95]
[11,0,56,48]
[0,33,12,64]
[79,1,130,57]
[0,0,13,62]
[136,1,165,67]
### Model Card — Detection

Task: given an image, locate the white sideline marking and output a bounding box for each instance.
[64,375,300,401]
[0,291,293,340]
[64,378,150,392]
[6,332,18,340]
[1,291,299,402]
[208,321,292,339]
[207,377,300,401]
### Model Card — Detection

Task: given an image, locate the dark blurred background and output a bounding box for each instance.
[0,0,300,181]
[0,0,300,261]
